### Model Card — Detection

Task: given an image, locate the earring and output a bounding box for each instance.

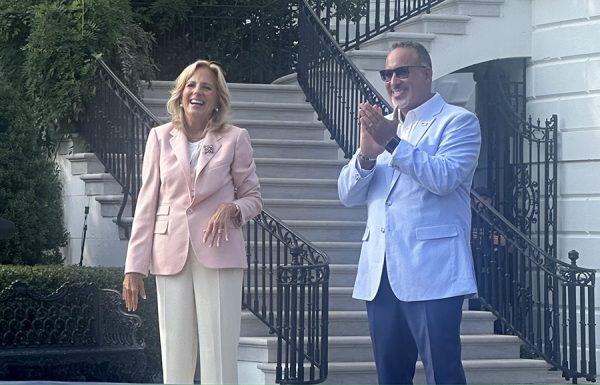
[179,103,183,108]
[215,106,220,113]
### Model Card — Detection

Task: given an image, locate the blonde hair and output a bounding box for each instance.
[166,60,231,134]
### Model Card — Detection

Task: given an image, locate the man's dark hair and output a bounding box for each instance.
[391,41,432,68]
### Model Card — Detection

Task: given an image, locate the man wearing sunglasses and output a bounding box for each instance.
[338,41,481,384]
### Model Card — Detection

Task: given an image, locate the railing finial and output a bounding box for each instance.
[568,249,579,266]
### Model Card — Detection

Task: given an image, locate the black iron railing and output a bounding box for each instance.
[471,191,596,383]
[245,211,329,384]
[297,0,447,157]
[82,59,157,233]
[82,58,329,384]
[298,0,392,158]
[312,0,446,50]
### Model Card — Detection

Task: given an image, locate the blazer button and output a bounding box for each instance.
[187,208,192,214]
[380,227,385,233]
[386,201,392,206]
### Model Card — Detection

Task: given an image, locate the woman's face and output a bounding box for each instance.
[181,67,219,125]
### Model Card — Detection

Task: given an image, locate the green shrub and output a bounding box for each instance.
[0,265,162,382]
[0,71,68,265]
[0,0,155,264]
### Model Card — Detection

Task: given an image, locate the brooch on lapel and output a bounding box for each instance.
[203,144,214,154]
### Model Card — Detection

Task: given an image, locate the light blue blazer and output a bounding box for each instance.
[338,93,481,301]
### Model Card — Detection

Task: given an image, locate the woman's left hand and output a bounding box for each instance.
[203,202,238,247]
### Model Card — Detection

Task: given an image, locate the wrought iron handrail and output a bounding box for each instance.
[82,58,159,233]
[310,0,446,51]
[82,58,329,384]
[471,191,596,383]
[245,210,329,384]
[298,0,392,158]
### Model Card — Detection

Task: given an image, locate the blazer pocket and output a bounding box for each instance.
[361,227,370,241]
[156,203,170,216]
[154,219,168,234]
[415,224,458,240]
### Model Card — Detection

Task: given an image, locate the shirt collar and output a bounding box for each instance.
[400,92,444,123]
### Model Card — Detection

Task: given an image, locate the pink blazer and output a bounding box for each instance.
[124,123,263,276]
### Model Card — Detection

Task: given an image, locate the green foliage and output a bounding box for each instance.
[132,0,297,82]
[0,0,155,140]
[0,265,162,382]
[0,0,155,265]
[0,71,68,265]
[21,0,155,137]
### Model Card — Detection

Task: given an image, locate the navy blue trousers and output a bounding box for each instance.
[366,265,466,384]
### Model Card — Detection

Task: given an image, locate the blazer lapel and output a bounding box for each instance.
[169,128,193,194]
[194,132,223,185]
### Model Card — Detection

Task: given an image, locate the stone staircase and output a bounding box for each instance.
[56,0,560,383]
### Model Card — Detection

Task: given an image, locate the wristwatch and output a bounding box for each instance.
[385,135,401,154]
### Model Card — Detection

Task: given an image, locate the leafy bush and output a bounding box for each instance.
[0,0,155,265]
[23,0,155,137]
[0,265,162,382]
[0,71,68,265]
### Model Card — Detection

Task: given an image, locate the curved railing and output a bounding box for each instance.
[471,191,596,383]
[298,0,392,158]
[82,58,329,384]
[311,0,446,51]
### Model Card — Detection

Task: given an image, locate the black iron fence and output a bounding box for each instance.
[312,0,446,50]
[82,58,329,384]
[471,191,596,383]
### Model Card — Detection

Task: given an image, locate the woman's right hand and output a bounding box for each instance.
[122,272,146,312]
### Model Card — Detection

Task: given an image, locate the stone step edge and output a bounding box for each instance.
[256,358,550,372]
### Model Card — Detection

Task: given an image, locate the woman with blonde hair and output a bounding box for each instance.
[122,60,262,384]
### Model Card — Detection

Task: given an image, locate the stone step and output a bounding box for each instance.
[255,158,345,180]
[358,31,436,52]
[229,83,306,103]
[94,194,132,218]
[252,358,550,385]
[239,333,522,364]
[241,310,496,337]
[235,119,327,141]
[246,263,357,287]
[263,198,365,222]
[247,240,360,265]
[259,178,339,200]
[249,220,365,243]
[307,241,361,264]
[389,13,472,35]
[232,101,317,122]
[251,139,339,160]
[79,173,122,196]
[65,153,105,175]
[141,81,306,103]
[432,0,505,17]
[244,286,359,311]
[149,100,317,123]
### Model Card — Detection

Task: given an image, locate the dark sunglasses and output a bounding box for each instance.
[379,65,428,82]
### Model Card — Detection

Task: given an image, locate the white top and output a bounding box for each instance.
[188,139,204,179]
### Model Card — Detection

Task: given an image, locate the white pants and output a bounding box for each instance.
[156,249,243,384]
